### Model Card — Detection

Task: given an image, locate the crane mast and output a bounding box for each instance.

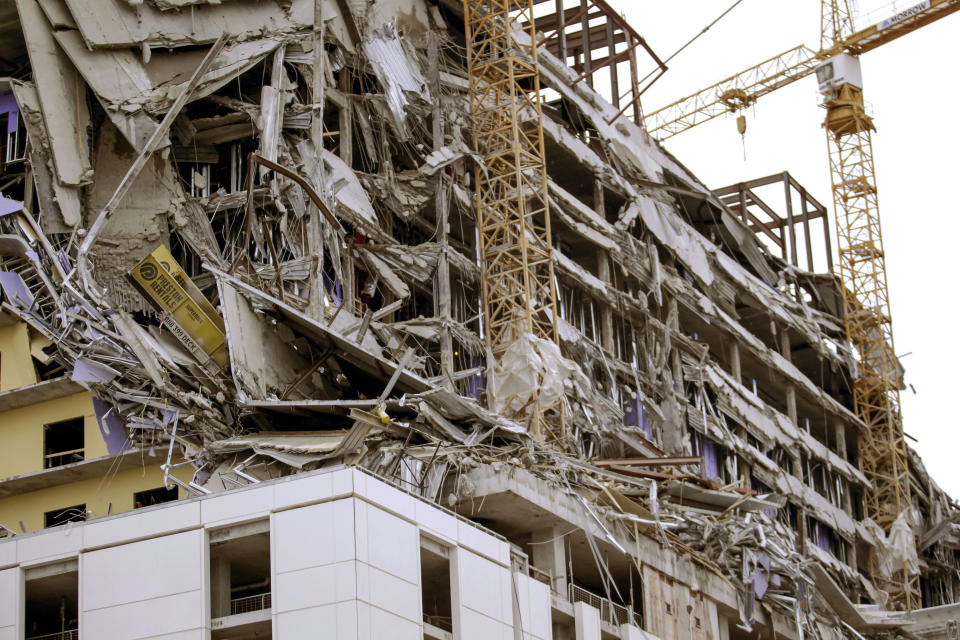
[820,0,917,610]
[644,0,960,610]
[464,0,562,440]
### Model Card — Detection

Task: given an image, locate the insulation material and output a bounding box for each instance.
[362,20,429,139]
[490,332,579,417]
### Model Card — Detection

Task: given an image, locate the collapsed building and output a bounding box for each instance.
[0,0,959,638]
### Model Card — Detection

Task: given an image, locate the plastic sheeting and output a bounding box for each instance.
[489,332,578,419]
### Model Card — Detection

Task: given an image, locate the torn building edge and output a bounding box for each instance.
[0,0,958,638]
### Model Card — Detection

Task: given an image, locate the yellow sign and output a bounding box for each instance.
[129,246,227,368]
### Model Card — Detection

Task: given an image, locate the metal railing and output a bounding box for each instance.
[230,592,271,615]
[568,583,641,628]
[27,631,78,640]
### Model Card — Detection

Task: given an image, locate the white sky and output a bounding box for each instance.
[608,1,960,499]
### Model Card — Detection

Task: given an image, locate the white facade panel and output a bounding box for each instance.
[356,562,420,623]
[275,601,357,639]
[414,499,458,543]
[620,623,660,640]
[274,499,356,573]
[458,518,509,565]
[353,470,417,521]
[0,568,19,635]
[82,590,204,639]
[0,539,16,569]
[358,601,421,640]
[513,571,552,640]
[273,470,337,510]
[355,501,419,584]
[81,529,203,611]
[82,501,201,550]
[201,484,274,525]
[459,606,513,640]
[17,525,82,564]
[574,601,601,640]
[130,632,206,640]
[1,469,549,640]
[456,547,513,624]
[274,562,357,613]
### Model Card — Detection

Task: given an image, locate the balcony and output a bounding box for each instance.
[230,591,271,615]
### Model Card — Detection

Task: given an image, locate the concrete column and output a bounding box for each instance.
[717,614,731,640]
[729,341,741,385]
[791,455,802,481]
[842,477,854,517]
[781,330,799,430]
[210,555,231,618]
[596,248,615,354]
[786,386,798,427]
[834,422,848,460]
[531,527,568,595]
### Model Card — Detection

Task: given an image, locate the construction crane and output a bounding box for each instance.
[464,0,563,440]
[645,0,960,610]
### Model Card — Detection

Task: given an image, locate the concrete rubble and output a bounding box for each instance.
[1,0,959,637]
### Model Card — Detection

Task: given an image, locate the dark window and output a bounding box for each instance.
[421,536,452,634]
[44,504,86,528]
[25,565,78,638]
[210,523,271,625]
[43,418,84,469]
[134,487,179,509]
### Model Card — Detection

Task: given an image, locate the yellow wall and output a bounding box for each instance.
[0,392,102,478]
[0,322,38,391]
[0,462,193,533]
[0,321,192,533]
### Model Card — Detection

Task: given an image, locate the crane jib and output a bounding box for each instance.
[879,0,931,29]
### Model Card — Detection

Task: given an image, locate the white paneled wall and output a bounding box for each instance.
[0,467,534,640]
[512,571,552,640]
[354,501,421,639]
[453,547,514,640]
[0,568,19,640]
[81,529,206,639]
[273,499,358,638]
[574,601,601,640]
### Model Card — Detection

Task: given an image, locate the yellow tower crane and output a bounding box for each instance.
[645,0,959,610]
[463,0,563,440]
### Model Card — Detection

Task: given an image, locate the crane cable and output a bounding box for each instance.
[637,0,750,87]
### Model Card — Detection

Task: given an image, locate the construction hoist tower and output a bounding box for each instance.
[819,1,917,609]
[463,0,562,439]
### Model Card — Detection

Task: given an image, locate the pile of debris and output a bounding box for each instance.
[2,0,958,637]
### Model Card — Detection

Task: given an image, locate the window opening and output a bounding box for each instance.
[43,418,84,469]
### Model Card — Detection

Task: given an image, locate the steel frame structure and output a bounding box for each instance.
[526,0,666,125]
[464,0,562,439]
[714,171,833,273]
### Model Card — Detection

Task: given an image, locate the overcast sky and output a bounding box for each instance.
[608,0,960,499]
